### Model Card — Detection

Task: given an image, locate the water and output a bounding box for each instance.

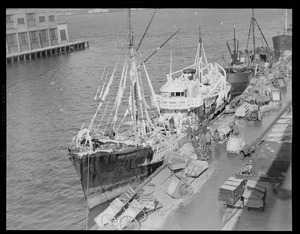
[6,9,290,230]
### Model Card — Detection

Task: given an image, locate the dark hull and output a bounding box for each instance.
[68,146,156,208]
[226,71,251,97]
[272,35,292,60]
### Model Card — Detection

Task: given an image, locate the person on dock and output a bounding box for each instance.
[174,110,182,134]
[191,135,199,149]
[205,130,213,152]
[231,121,239,135]
[213,129,220,143]
[169,116,175,133]
[199,133,206,152]
[187,125,193,141]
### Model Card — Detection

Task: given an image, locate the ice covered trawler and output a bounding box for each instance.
[68,9,187,209]
[155,25,232,128]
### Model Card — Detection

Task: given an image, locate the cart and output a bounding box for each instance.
[166,167,194,199]
[218,177,245,208]
[95,186,137,230]
[242,181,267,211]
[118,198,156,230]
[95,186,158,230]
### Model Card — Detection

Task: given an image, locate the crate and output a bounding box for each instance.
[218,184,240,205]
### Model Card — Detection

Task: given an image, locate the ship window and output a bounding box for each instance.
[171,92,175,97]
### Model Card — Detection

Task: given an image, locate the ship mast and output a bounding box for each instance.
[246,9,270,68]
[252,9,256,56]
[194,23,203,81]
[127,8,139,145]
[284,9,288,35]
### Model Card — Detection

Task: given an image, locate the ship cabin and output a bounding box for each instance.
[157,68,204,112]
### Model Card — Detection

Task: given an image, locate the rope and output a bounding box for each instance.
[89,156,110,202]
[85,154,90,230]
[178,31,187,68]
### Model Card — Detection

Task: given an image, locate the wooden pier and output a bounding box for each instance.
[6,40,89,64]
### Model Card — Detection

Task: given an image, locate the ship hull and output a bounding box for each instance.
[272,35,292,60]
[69,146,155,208]
[69,133,189,209]
[226,71,251,98]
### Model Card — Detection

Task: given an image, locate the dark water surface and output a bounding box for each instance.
[6,9,290,230]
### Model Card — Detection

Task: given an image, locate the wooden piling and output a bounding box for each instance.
[6,40,89,64]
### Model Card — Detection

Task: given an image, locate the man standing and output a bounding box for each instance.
[187,125,193,141]
[214,129,220,143]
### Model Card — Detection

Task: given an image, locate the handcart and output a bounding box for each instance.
[166,165,195,199]
[95,186,137,230]
[95,186,158,230]
[118,198,156,230]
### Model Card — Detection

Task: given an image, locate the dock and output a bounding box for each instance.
[88,99,292,230]
[6,40,89,64]
[224,105,292,230]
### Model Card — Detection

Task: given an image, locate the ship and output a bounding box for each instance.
[155,24,231,127]
[224,26,252,98]
[224,9,274,102]
[68,9,186,209]
[272,9,292,60]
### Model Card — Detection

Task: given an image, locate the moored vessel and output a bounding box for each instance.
[272,9,292,60]
[224,26,251,98]
[68,9,185,209]
[155,24,231,129]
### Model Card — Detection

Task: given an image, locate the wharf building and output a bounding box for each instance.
[6,8,88,63]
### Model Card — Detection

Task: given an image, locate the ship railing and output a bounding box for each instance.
[159,97,203,109]
[151,135,181,163]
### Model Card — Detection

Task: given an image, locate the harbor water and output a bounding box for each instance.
[6,9,291,230]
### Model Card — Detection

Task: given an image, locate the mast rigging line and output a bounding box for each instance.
[136,9,157,53]
[138,28,181,68]
[246,9,270,51]
[178,31,187,68]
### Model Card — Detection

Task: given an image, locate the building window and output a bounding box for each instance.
[60,29,67,41]
[49,28,57,40]
[6,14,14,28]
[27,13,36,21]
[7,34,17,47]
[27,13,36,27]
[17,18,25,25]
[39,29,48,42]
[49,15,55,22]
[18,32,28,45]
[6,15,14,23]
[29,31,39,44]
[39,16,46,23]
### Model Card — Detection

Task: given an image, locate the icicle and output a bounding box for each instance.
[143,63,161,115]
[98,82,106,100]
[116,108,129,132]
[112,53,128,128]
[80,123,85,130]
[88,55,120,130]
[94,66,107,100]
[94,85,101,100]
